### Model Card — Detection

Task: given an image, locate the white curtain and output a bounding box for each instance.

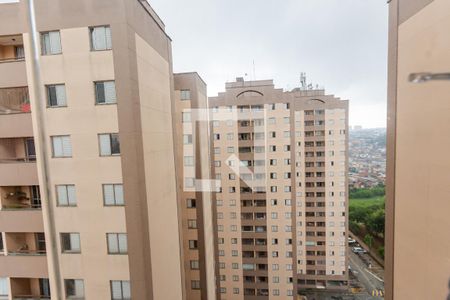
[49,31,61,54]
[61,136,72,157]
[55,85,67,106]
[114,185,124,205]
[67,185,76,206]
[103,185,115,205]
[57,185,68,206]
[104,81,116,103]
[99,134,111,156]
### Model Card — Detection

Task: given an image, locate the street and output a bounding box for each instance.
[349,251,385,298]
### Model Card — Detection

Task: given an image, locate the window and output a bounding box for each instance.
[107,233,128,254]
[52,135,72,158]
[184,156,194,166]
[189,240,198,249]
[56,185,76,207]
[182,112,191,123]
[190,260,199,269]
[64,279,84,299]
[95,81,117,104]
[187,198,196,208]
[180,89,191,100]
[47,84,66,107]
[90,26,112,51]
[110,280,131,300]
[191,280,201,290]
[0,278,8,299]
[41,31,61,55]
[61,233,81,253]
[188,219,197,229]
[103,184,124,206]
[183,134,192,144]
[99,133,120,156]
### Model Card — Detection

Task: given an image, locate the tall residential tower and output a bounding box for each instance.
[209,78,349,299]
[0,0,186,299]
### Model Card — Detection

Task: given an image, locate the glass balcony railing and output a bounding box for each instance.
[0,87,30,115]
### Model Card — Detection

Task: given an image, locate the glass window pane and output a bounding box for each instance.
[67,185,76,206]
[53,137,63,157]
[49,31,61,54]
[57,185,68,206]
[92,26,107,50]
[110,134,120,155]
[99,134,111,156]
[108,234,118,253]
[48,86,57,106]
[103,185,115,205]
[74,280,84,297]
[118,234,127,253]
[105,27,112,50]
[122,281,131,299]
[42,33,51,55]
[111,281,122,299]
[114,185,124,205]
[55,85,66,106]
[104,81,116,103]
[62,136,72,157]
[0,278,8,297]
[70,234,80,252]
[96,82,105,103]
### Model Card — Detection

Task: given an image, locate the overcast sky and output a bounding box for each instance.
[149,0,388,128]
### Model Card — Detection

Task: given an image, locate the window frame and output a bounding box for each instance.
[56,184,77,207]
[51,135,72,158]
[98,133,121,156]
[40,30,62,55]
[60,233,81,254]
[89,25,112,51]
[110,280,131,300]
[94,80,117,105]
[103,184,124,206]
[46,84,67,108]
[106,233,128,255]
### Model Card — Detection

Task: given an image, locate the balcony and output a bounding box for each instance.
[0,186,43,232]
[0,233,47,278]
[0,87,30,115]
[0,35,28,88]
[10,278,50,300]
[0,138,38,186]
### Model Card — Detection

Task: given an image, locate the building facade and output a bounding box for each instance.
[209,78,349,299]
[0,0,186,299]
[173,72,219,300]
[386,0,450,299]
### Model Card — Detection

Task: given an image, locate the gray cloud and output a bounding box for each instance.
[149,0,388,128]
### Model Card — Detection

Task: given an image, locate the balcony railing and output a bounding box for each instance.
[13,296,51,300]
[7,250,46,256]
[0,87,30,115]
[0,157,36,163]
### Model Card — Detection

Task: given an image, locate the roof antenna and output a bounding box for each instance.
[300,72,307,90]
[253,60,256,81]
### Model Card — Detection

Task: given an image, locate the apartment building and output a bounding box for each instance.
[209,78,348,299]
[386,0,450,299]
[0,0,185,299]
[173,72,219,300]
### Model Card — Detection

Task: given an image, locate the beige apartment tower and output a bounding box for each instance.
[0,0,195,299]
[386,0,450,299]
[209,78,349,299]
[173,72,219,300]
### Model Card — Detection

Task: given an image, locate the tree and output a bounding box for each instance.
[378,246,385,259]
[366,208,385,237]
[364,234,374,249]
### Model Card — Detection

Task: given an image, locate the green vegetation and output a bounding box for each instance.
[349,185,386,259]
